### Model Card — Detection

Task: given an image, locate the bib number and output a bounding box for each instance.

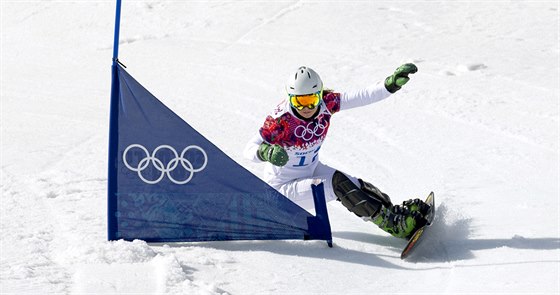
[293,146,321,167]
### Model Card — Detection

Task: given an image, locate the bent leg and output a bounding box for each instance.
[332,171,427,239]
[273,162,360,211]
[272,162,396,220]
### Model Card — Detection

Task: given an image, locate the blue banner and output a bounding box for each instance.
[108,64,332,244]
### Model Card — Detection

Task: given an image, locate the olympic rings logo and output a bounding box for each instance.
[123,144,208,185]
[294,121,328,141]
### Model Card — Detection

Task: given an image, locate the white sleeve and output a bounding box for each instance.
[339,81,392,111]
[243,133,264,163]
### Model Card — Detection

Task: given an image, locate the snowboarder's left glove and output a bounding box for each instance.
[384,63,418,93]
[257,143,289,166]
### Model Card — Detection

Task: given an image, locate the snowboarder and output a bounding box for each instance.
[244,64,430,239]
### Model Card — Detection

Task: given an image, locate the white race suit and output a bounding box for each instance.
[244,82,392,210]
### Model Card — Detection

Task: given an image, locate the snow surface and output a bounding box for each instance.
[1,1,559,294]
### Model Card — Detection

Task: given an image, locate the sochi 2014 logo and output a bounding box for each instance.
[122,144,208,185]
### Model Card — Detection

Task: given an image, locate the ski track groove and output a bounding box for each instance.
[222,0,303,51]
[418,109,556,153]
[1,131,106,293]
[1,174,73,293]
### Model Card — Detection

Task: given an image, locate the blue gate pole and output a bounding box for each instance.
[310,183,333,247]
[112,0,122,65]
[108,0,123,240]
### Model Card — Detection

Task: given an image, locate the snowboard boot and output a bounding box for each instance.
[359,179,426,238]
[396,198,431,218]
[371,205,425,239]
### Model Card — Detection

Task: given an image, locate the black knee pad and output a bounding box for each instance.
[332,171,382,218]
[359,179,393,208]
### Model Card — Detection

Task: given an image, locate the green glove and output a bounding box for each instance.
[257,143,289,166]
[384,63,418,93]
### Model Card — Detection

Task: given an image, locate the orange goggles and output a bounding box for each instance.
[289,92,322,110]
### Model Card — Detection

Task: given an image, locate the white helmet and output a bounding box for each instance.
[286,66,323,95]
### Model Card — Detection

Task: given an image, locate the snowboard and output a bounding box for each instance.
[400,192,435,260]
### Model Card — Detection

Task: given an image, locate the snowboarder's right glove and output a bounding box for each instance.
[384,63,418,93]
[257,143,289,166]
